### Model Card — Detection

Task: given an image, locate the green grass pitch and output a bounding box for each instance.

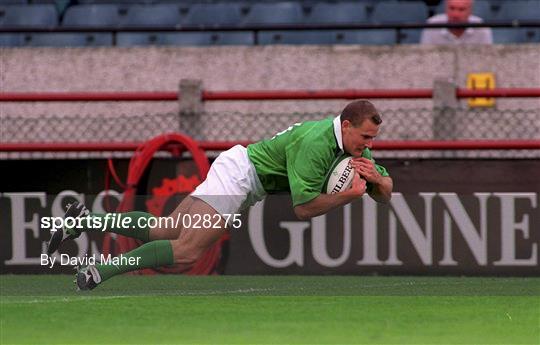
[1,275,539,344]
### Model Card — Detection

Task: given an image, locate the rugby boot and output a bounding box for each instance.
[75,264,101,291]
[47,201,89,255]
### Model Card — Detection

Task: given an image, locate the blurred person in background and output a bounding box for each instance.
[421,0,493,44]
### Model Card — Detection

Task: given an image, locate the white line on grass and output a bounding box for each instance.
[1,288,276,304]
[175,287,275,296]
[0,296,132,304]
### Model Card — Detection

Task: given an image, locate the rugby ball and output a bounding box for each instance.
[324,156,354,194]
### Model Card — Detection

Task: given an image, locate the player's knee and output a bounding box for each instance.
[163,227,181,240]
[172,244,205,266]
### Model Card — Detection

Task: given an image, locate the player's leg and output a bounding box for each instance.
[76,239,175,290]
[75,145,263,290]
[168,197,227,269]
[146,196,196,241]
[51,145,259,255]
[148,144,260,243]
[76,196,225,290]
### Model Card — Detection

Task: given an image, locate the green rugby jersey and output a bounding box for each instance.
[247,116,389,206]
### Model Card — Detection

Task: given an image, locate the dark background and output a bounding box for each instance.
[1,158,539,275]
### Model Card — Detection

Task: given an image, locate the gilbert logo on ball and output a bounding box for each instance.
[323,148,373,194]
[324,156,354,194]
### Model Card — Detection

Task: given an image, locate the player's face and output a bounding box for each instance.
[342,119,379,157]
[446,0,472,23]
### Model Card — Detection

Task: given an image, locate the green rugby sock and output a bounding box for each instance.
[86,212,152,242]
[96,240,174,282]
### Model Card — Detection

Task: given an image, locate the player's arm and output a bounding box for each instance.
[293,173,366,220]
[350,157,393,203]
[367,176,393,203]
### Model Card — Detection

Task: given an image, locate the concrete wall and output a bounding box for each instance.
[2,44,539,117]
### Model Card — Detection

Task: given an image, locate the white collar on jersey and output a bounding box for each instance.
[333,115,344,154]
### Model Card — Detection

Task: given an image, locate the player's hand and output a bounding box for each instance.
[350,158,382,184]
[348,172,367,198]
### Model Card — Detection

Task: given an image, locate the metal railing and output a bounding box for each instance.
[1,85,538,159]
[1,88,539,102]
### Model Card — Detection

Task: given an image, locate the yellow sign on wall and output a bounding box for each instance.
[467,73,496,108]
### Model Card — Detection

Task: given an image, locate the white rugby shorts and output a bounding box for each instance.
[191,145,267,216]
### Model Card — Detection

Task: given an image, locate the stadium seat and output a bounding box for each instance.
[75,0,197,3]
[121,4,189,27]
[305,2,369,24]
[0,4,58,27]
[493,28,540,44]
[63,4,190,28]
[257,29,395,45]
[0,33,24,46]
[371,1,429,23]
[398,29,422,44]
[0,32,112,46]
[31,0,72,16]
[62,4,126,27]
[369,2,426,45]
[76,0,155,3]
[185,3,245,26]
[340,29,396,45]
[242,2,305,25]
[258,30,341,45]
[25,32,112,46]
[471,0,500,20]
[495,1,540,21]
[117,32,253,46]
